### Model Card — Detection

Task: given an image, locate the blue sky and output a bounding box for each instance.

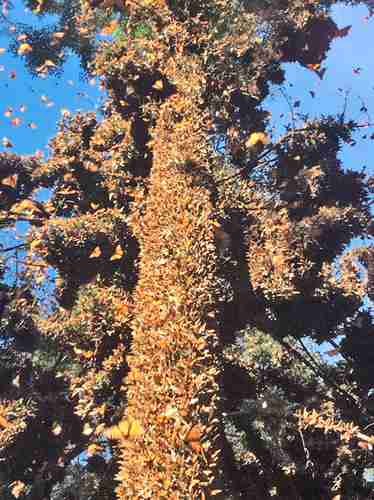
[0,1,103,157]
[265,2,374,177]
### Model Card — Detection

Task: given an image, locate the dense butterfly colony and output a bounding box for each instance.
[0,0,373,498]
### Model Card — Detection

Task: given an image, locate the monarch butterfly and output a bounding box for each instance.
[104,416,143,441]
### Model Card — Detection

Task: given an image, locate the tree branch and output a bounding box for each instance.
[0,243,28,253]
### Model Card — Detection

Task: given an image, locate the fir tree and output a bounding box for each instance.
[0,0,373,498]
